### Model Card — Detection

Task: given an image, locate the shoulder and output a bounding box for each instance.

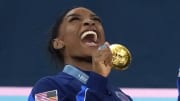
[31,76,58,94]
[31,72,74,94]
[29,72,76,100]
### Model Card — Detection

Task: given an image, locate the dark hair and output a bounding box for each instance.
[48,7,75,66]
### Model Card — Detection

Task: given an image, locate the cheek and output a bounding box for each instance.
[63,29,79,42]
[61,22,80,36]
[65,26,77,35]
[63,23,82,41]
[64,36,79,47]
[63,33,80,51]
[98,26,105,40]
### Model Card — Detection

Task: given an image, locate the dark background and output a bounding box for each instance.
[0,0,180,88]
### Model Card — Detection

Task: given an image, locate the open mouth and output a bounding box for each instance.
[80,31,98,47]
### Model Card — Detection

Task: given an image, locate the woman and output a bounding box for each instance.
[28,6,133,101]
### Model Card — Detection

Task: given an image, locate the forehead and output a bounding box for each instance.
[65,7,96,17]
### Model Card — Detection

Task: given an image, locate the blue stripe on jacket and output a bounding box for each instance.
[76,85,89,101]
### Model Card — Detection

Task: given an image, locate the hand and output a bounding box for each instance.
[92,42,113,77]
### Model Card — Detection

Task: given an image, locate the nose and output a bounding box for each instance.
[83,19,95,26]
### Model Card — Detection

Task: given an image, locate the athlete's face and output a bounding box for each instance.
[58,7,105,61]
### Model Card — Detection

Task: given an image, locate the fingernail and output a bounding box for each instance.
[98,44,107,50]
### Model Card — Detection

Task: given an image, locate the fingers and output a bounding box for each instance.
[97,42,112,63]
[98,42,110,50]
[92,42,112,77]
[96,42,111,61]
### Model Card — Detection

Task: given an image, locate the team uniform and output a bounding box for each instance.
[28,65,133,101]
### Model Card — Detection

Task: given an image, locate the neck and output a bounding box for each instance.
[64,56,93,71]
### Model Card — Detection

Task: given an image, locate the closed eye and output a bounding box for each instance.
[69,17,80,22]
[92,16,101,23]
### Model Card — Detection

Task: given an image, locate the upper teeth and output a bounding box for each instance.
[81,31,97,42]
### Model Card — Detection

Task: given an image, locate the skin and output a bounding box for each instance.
[53,7,112,77]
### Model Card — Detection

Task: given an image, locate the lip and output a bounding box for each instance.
[80,29,100,43]
[79,29,100,47]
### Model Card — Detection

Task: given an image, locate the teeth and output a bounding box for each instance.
[81,31,97,42]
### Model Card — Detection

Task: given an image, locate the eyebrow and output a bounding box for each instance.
[66,13,97,18]
[66,14,80,18]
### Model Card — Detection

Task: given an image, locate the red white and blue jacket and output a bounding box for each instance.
[28,65,133,101]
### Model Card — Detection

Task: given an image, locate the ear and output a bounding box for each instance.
[53,38,65,49]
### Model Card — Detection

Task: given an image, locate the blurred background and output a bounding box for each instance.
[0,0,179,101]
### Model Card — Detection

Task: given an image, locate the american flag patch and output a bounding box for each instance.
[35,90,58,101]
